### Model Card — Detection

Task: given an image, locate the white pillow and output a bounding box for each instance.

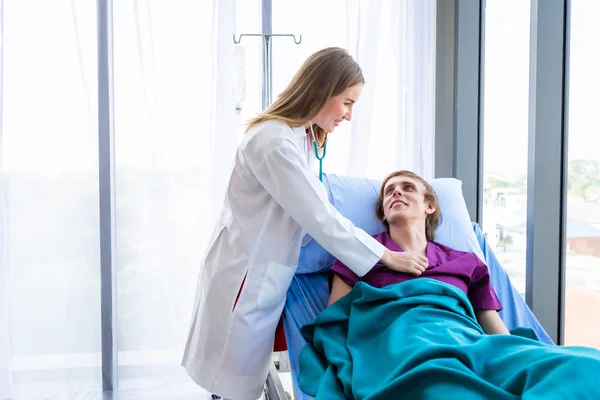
[430,178,485,260]
[297,174,484,274]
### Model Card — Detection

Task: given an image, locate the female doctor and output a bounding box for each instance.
[181,47,428,399]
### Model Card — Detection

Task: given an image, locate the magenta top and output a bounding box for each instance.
[330,231,503,311]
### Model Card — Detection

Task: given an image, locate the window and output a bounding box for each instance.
[564,0,600,349]
[481,0,531,297]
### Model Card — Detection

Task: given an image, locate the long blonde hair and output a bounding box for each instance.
[245,47,364,149]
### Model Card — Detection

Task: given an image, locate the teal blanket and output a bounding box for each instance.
[298,279,600,399]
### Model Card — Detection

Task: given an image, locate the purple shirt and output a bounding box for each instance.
[330,232,503,311]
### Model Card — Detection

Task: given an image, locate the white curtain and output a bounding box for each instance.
[1,1,101,399]
[0,0,434,398]
[0,3,11,395]
[270,0,436,181]
[0,1,11,393]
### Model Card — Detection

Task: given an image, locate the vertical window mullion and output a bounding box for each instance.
[97,0,117,391]
[526,0,569,344]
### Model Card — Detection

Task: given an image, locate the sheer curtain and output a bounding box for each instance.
[0,1,434,399]
[110,0,247,396]
[1,1,101,399]
[0,2,11,396]
[271,0,436,181]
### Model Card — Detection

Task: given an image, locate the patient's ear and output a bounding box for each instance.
[425,203,436,215]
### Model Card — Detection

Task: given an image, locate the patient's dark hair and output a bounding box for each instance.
[375,170,441,241]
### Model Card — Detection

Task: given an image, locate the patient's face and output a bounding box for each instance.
[382,176,435,226]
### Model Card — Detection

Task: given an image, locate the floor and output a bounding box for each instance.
[10,372,294,400]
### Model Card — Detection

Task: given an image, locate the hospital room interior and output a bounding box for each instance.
[2,0,600,399]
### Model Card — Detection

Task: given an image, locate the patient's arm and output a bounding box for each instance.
[328,275,352,306]
[476,310,510,335]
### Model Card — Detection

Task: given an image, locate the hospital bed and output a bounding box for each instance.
[267,173,553,400]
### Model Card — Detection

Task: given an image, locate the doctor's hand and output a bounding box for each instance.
[380,248,428,276]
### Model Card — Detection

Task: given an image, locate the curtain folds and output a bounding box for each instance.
[0,1,435,398]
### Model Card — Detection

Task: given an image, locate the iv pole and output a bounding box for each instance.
[233,33,302,110]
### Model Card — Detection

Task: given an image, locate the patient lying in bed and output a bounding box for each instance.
[329,170,509,335]
[298,170,600,399]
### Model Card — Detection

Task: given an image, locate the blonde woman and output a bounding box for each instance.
[182,48,424,399]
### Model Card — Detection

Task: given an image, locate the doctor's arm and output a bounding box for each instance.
[244,140,385,277]
[244,140,426,276]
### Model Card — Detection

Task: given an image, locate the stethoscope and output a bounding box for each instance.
[309,122,328,182]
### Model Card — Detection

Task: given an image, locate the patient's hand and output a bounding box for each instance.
[380,249,428,276]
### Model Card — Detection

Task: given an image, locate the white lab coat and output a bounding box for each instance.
[182,120,385,399]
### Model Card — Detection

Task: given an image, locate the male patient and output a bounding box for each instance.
[298,170,600,399]
[328,169,509,334]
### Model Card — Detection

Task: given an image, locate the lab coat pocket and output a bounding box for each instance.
[257,261,296,311]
